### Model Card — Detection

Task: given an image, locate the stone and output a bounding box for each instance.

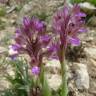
[45,59,70,90]
[73,63,89,90]
[45,59,61,74]
[84,47,96,60]
[0,79,10,91]
[79,2,96,9]
[79,2,96,15]
[87,16,96,27]
[6,6,16,13]
[0,47,7,54]
[90,59,96,67]
[46,74,61,91]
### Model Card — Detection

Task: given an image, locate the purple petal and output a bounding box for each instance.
[78,28,87,33]
[36,21,45,32]
[69,37,80,46]
[9,46,18,60]
[53,22,61,33]
[31,17,45,32]
[10,54,17,60]
[47,45,57,52]
[9,44,21,51]
[36,21,43,29]
[23,17,30,27]
[73,4,80,13]
[15,28,21,33]
[75,12,86,17]
[32,66,40,75]
[40,35,51,42]
[15,28,21,37]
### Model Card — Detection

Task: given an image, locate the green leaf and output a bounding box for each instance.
[3,58,33,96]
[4,73,15,85]
[42,77,52,96]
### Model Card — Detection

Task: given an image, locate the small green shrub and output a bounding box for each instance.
[71,0,96,6]
[0,7,6,17]
[1,58,33,96]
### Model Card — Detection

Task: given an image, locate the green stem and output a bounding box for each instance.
[61,60,68,96]
[60,48,68,96]
[39,64,52,96]
[40,64,44,85]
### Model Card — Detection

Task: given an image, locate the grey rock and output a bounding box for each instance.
[90,59,96,67]
[45,59,69,75]
[45,59,61,74]
[79,2,96,15]
[73,63,89,90]
[6,6,16,13]
[84,47,96,60]
[0,47,7,54]
[45,59,69,90]
[0,79,10,91]
[87,16,96,27]
[45,59,61,91]
[46,74,61,91]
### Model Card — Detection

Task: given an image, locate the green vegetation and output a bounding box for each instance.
[0,7,6,17]
[1,58,33,96]
[71,0,96,6]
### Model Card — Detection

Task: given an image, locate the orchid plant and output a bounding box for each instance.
[9,3,86,96]
[9,16,52,96]
[52,4,86,96]
[9,16,52,74]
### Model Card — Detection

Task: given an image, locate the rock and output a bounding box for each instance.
[87,16,96,27]
[90,59,96,67]
[6,6,16,13]
[0,79,10,91]
[68,80,80,96]
[45,59,70,90]
[0,47,7,54]
[45,59,69,74]
[84,47,96,60]
[46,74,61,91]
[79,2,96,15]
[85,37,94,42]
[45,59,61,90]
[73,63,89,90]
[45,59,61,74]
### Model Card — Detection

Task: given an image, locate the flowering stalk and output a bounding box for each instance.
[52,4,86,96]
[9,16,53,96]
